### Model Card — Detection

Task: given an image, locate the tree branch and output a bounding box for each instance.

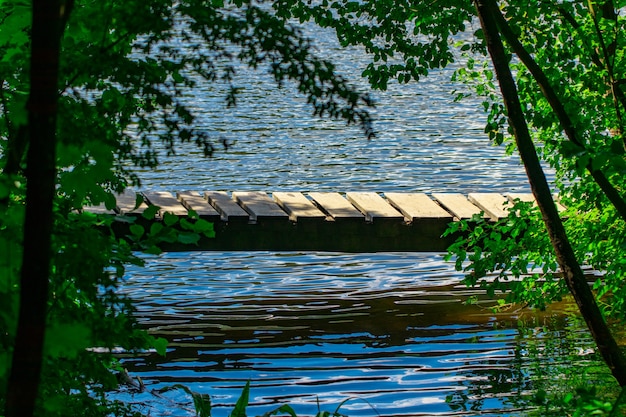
[491,4,626,222]
[475,0,626,387]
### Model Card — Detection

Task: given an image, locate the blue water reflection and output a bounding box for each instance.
[116,252,603,417]
[132,25,539,193]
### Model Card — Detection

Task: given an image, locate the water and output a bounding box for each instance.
[116,253,609,417]
[115,21,609,417]
[133,21,533,193]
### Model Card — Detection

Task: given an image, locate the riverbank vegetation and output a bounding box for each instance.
[274,0,626,412]
[2,0,626,416]
[0,0,372,416]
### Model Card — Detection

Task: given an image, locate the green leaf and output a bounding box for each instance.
[149,222,164,236]
[180,217,194,230]
[0,352,10,380]
[152,337,168,356]
[157,384,212,417]
[262,404,297,417]
[144,245,162,255]
[163,211,178,227]
[177,232,200,245]
[192,391,212,417]
[44,323,92,359]
[42,394,69,413]
[229,381,250,417]
[135,193,145,210]
[171,71,184,83]
[129,224,144,238]
[104,192,117,210]
[142,205,159,220]
[193,219,215,234]
[0,180,9,200]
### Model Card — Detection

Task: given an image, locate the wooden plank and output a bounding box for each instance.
[384,192,453,222]
[83,203,115,215]
[506,193,535,204]
[205,191,250,222]
[232,191,288,221]
[176,191,221,220]
[142,191,188,217]
[115,189,148,215]
[432,193,486,220]
[468,193,510,221]
[345,192,403,223]
[506,193,567,212]
[272,192,326,222]
[308,192,364,221]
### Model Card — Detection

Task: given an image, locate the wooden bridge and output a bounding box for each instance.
[86,190,545,252]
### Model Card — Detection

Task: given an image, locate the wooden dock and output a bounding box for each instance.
[85,190,545,252]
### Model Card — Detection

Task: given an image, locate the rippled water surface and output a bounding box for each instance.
[133,23,537,193]
[115,23,603,417]
[117,253,607,417]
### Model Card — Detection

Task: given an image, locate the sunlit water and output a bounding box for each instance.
[116,253,609,417]
[114,21,609,417]
[132,20,534,193]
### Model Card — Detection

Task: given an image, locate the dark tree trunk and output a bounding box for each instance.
[474,0,626,386]
[4,0,63,416]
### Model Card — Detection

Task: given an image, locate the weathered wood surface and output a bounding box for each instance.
[273,192,326,222]
[506,192,567,212]
[384,192,452,222]
[143,191,188,217]
[83,190,542,252]
[431,193,488,220]
[233,191,289,221]
[115,189,149,214]
[174,191,220,220]
[346,192,404,222]
[468,193,509,221]
[308,192,364,221]
[205,191,249,222]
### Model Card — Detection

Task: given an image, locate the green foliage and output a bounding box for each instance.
[3,0,625,414]
[444,193,626,320]
[273,0,476,90]
[147,381,373,417]
[157,384,212,417]
[229,381,250,417]
[1,0,375,415]
[274,0,626,318]
[444,200,565,311]
[534,378,623,416]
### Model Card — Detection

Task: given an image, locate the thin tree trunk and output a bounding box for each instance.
[474,0,626,386]
[5,0,62,416]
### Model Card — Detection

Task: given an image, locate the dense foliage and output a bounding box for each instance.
[0,0,372,415]
[446,0,626,314]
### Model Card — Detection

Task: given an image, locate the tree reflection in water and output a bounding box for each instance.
[115,252,616,417]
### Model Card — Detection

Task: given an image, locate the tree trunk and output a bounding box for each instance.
[4,0,63,416]
[474,0,626,386]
